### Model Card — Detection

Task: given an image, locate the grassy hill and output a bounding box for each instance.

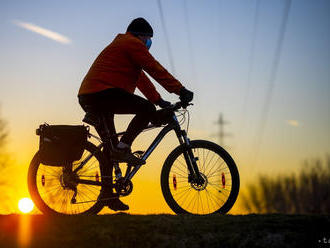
[0,214,329,248]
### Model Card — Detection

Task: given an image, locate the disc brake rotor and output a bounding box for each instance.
[191,173,208,191]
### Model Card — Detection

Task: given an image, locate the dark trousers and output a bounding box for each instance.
[78,88,156,146]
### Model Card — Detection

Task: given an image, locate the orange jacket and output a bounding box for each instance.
[78,32,183,103]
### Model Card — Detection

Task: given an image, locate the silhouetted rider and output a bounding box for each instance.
[78,18,193,211]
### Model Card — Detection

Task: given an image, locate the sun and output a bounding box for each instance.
[18,198,34,214]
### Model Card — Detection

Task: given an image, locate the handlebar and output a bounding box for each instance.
[168,101,193,111]
[151,101,192,127]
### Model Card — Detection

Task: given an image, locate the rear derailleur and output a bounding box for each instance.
[60,166,78,204]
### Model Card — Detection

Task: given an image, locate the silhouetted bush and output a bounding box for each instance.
[242,155,330,214]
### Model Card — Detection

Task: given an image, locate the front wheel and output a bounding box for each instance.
[161,140,239,215]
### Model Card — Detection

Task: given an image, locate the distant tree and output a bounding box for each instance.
[0,118,6,146]
[242,155,330,214]
[0,108,12,213]
[0,109,8,168]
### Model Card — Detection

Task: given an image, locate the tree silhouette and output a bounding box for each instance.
[0,108,12,213]
[0,109,8,168]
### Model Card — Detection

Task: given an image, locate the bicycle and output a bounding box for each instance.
[28,101,240,215]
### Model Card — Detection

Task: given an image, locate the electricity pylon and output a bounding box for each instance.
[214,113,231,147]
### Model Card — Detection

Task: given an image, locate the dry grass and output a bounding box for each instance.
[242,155,330,214]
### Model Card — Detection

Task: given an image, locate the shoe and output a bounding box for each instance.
[111,147,145,165]
[107,198,129,211]
[98,191,129,211]
[98,190,116,202]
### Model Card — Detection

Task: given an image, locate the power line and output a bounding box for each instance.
[253,0,292,165]
[182,0,205,127]
[217,0,223,52]
[240,0,261,129]
[183,0,198,84]
[157,0,176,75]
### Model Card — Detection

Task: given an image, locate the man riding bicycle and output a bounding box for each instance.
[78,18,193,211]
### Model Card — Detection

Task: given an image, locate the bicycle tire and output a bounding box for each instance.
[161,140,239,215]
[28,141,106,215]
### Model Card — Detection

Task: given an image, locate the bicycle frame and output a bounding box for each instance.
[126,114,189,181]
[74,110,201,188]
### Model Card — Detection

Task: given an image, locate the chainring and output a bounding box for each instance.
[114,178,133,196]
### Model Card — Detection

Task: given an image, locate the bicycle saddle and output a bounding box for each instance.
[82,104,103,127]
[82,112,100,127]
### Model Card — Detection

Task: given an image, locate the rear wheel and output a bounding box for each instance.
[28,141,106,215]
[161,140,239,215]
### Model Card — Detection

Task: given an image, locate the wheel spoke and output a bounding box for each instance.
[179,188,193,208]
[206,158,225,177]
[207,168,230,178]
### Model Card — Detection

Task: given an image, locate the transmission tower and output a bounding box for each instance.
[215,113,231,147]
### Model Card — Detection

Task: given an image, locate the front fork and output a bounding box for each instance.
[176,129,204,184]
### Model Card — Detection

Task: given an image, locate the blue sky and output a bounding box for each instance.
[0,0,329,184]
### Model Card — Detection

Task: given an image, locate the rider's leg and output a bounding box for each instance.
[94,113,119,151]
[119,100,156,146]
[79,92,130,211]
[79,88,156,164]
[79,88,156,144]
[96,118,129,211]
[109,93,155,164]
[91,88,156,146]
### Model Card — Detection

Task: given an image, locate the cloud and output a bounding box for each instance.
[287,120,300,127]
[13,20,72,45]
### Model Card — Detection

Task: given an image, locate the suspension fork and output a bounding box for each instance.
[175,128,201,181]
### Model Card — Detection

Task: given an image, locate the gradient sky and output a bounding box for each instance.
[0,0,329,214]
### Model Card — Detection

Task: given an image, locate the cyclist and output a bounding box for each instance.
[78,18,193,211]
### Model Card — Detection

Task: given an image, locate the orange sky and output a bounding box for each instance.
[0,0,329,214]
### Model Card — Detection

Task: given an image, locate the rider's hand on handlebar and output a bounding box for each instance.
[179,87,194,104]
[156,98,171,109]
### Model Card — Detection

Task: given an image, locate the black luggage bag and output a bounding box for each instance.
[36,124,88,166]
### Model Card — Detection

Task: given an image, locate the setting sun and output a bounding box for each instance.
[18,198,34,214]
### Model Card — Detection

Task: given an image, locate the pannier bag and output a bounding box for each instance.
[36,124,89,166]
